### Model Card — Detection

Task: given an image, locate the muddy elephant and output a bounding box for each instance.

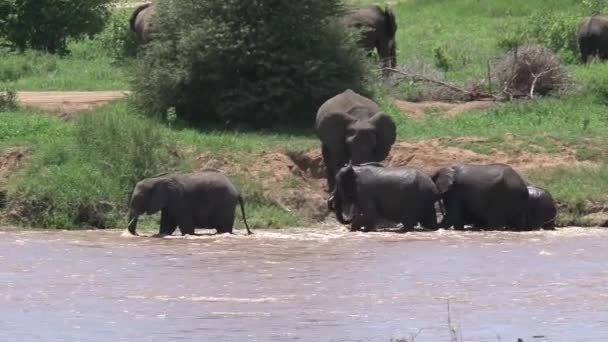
[432,164,529,230]
[315,89,396,192]
[127,171,252,236]
[129,2,156,43]
[328,163,440,232]
[526,185,557,229]
[344,5,398,73]
[577,15,608,63]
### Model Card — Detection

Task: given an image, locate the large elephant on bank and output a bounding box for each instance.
[344,5,398,72]
[526,185,557,229]
[577,15,608,63]
[432,164,530,230]
[127,171,252,236]
[328,163,440,232]
[129,2,156,43]
[315,89,396,191]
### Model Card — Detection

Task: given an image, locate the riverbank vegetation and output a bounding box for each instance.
[2,0,608,229]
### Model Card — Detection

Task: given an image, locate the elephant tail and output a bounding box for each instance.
[130,3,152,32]
[383,7,398,38]
[238,195,253,235]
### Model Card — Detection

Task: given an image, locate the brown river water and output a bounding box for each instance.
[1,227,607,341]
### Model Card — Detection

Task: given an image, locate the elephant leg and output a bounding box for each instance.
[216,213,235,234]
[441,197,464,230]
[158,210,177,236]
[178,216,195,236]
[356,201,377,232]
[421,204,439,231]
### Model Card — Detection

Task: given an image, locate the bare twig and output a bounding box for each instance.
[529,68,555,98]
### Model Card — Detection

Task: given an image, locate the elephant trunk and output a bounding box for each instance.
[127,210,139,236]
[330,191,352,225]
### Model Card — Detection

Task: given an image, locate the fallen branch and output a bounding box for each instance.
[383,67,498,101]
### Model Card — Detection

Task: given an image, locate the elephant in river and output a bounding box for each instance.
[343,5,398,73]
[129,2,156,43]
[526,185,557,229]
[328,163,440,232]
[127,171,252,236]
[432,164,529,230]
[577,15,608,63]
[315,89,396,192]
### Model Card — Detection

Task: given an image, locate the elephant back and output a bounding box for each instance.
[316,89,381,122]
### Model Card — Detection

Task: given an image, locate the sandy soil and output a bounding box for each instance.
[393,98,498,119]
[17,91,130,117]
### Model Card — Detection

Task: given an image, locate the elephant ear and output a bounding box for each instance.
[316,111,356,153]
[147,177,182,213]
[369,112,396,161]
[432,167,456,195]
[337,164,357,199]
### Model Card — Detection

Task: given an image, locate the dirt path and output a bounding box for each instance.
[17,91,130,116]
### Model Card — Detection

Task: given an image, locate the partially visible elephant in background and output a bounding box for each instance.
[432,164,529,230]
[130,2,156,43]
[344,5,398,72]
[526,185,557,229]
[315,89,396,191]
[577,15,608,63]
[127,171,252,236]
[328,163,440,232]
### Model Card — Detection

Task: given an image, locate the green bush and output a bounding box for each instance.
[0,88,18,111]
[133,0,369,128]
[8,102,184,228]
[0,0,112,54]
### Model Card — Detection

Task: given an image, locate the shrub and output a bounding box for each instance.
[493,45,572,98]
[0,88,18,111]
[133,0,369,128]
[0,0,112,54]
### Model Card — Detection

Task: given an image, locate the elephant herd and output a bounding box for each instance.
[127,89,558,237]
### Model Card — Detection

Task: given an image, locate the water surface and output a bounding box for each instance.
[1,227,607,341]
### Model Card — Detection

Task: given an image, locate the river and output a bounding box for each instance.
[0,227,607,341]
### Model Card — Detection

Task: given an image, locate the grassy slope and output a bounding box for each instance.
[2,0,608,228]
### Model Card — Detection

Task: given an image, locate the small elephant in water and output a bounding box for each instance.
[315,89,396,192]
[343,5,398,73]
[577,15,608,63]
[432,164,529,230]
[526,185,557,229]
[129,2,156,43]
[328,163,440,232]
[127,171,252,236]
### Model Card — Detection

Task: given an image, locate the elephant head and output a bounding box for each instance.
[328,164,359,224]
[317,109,396,165]
[127,175,181,235]
[431,166,457,195]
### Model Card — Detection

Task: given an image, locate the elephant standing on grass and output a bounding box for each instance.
[127,171,252,236]
[315,89,396,192]
[344,5,398,72]
[526,185,557,229]
[328,163,440,232]
[577,15,608,63]
[130,2,156,43]
[432,164,529,230]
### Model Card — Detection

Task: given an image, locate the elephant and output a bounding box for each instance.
[315,89,396,192]
[327,163,440,232]
[343,5,398,73]
[432,164,529,230]
[577,15,608,63]
[127,171,252,236]
[129,2,156,43]
[525,185,557,229]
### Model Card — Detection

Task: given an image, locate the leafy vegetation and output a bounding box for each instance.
[132,0,369,128]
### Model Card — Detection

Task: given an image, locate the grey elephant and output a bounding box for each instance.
[328,163,440,232]
[315,89,396,192]
[526,185,557,229]
[129,2,156,43]
[432,164,529,230]
[127,171,252,236]
[577,15,608,63]
[344,5,398,73]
